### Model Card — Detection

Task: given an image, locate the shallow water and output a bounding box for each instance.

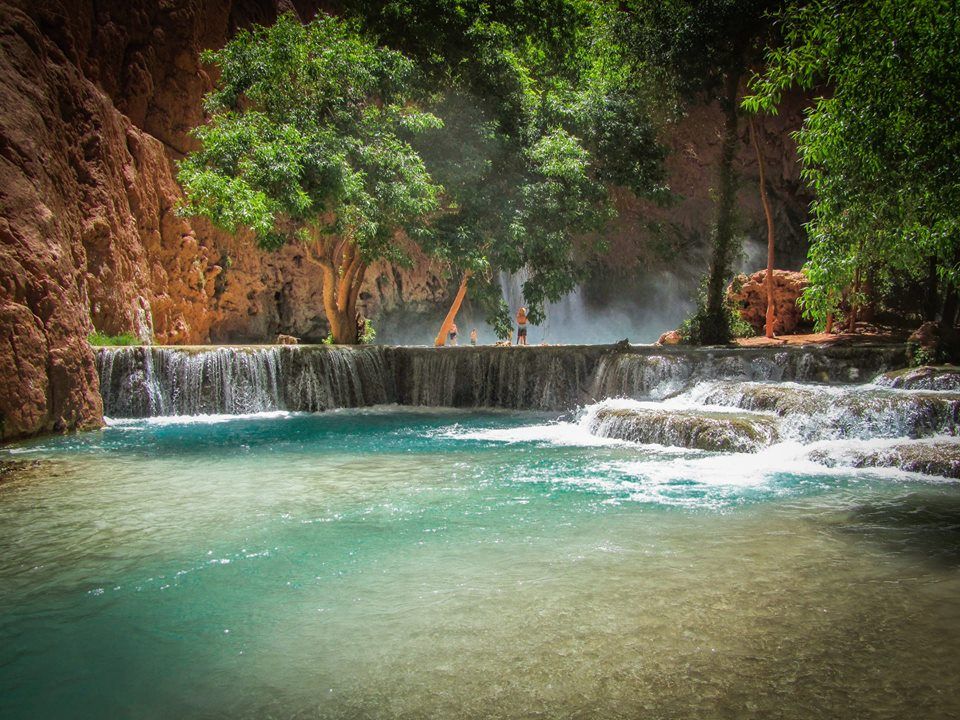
[2,408,960,719]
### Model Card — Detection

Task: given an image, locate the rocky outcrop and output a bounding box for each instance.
[809,440,960,480]
[727,269,810,336]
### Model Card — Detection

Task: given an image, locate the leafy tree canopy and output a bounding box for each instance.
[746,0,960,330]
[178,13,443,341]
[340,0,669,328]
[180,4,670,338]
[614,0,778,344]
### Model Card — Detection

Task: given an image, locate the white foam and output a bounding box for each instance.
[104,410,297,427]
[441,420,627,447]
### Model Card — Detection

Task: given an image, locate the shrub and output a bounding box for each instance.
[88,331,140,346]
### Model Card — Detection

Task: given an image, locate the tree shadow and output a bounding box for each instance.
[836,490,960,569]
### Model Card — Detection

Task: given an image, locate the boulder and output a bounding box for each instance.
[727,270,810,336]
[657,330,683,346]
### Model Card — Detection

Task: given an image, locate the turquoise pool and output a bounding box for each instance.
[1,408,959,718]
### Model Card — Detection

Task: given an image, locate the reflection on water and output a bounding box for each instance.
[1,409,959,719]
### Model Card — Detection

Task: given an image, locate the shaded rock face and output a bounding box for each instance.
[596,92,813,295]
[728,270,810,336]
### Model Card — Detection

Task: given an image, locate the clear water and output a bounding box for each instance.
[1,408,959,719]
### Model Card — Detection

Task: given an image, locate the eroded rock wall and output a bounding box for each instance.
[0,0,444,440]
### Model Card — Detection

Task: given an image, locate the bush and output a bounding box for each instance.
[679,278,755,345]
[88,331,140,346]
[359,318,376,344]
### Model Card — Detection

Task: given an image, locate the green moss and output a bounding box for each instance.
[88,331,140,346]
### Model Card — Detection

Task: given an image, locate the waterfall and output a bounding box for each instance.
[497,269,596,345]
[394,346,603,410]
[96,343,910,418]
[97,346,391,417]
[590,346,907,401]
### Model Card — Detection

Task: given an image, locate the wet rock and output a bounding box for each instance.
[875,365,960,391]
[589,406,780,453]
[727,270,810,335]
[809,441,960,479]
[690,381,960,441]
[0,459,43,484]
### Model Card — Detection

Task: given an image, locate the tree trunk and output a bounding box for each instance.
[435,270,473,346]
[923,255,939,322]
[304,235,368,344]
[848,265,861,333]
[749,115,776,338]
[703,71,742,345]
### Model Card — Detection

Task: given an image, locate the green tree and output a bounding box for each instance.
[617,0,779,344]
[745,0,960,333]
[177,13,443,343]
[341,0,668,332]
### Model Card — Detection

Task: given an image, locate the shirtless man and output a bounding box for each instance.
[516,307,528,346]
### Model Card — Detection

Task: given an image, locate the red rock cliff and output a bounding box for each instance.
[0,1,812,441]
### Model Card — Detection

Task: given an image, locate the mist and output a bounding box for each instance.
[373,268,695,347]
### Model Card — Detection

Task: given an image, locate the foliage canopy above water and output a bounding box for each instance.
[746,0,960,332]
[178,5,668,341]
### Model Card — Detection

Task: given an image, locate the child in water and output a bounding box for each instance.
[448,322,458,346]
[516,307,528,345]
[470,328,478,346]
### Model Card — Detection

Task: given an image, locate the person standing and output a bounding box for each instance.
[470,328,478,346]
[448,322,459,346]
[516,307,528,346]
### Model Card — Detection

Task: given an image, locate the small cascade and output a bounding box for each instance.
[585,400,780,452]
[873,365,960,391]
[394,346,604,410]
[97,346,392,417]
[590,346,907,401]
[281,345,392,410]
[677,381,960,441]
[97,343,914,419]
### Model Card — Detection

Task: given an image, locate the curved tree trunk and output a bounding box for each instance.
[435,270,472,346]
[304,234,368,344]
[749,115,776,338]
[703,71,742,345]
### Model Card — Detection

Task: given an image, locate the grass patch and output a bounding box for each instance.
[88,331,140,346]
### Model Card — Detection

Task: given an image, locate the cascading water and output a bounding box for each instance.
[394,346,602,410]
[97,343,911,417]
[589,345,907,401]
[97,346,391,417]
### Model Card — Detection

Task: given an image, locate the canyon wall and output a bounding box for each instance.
[0,0,812,441]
